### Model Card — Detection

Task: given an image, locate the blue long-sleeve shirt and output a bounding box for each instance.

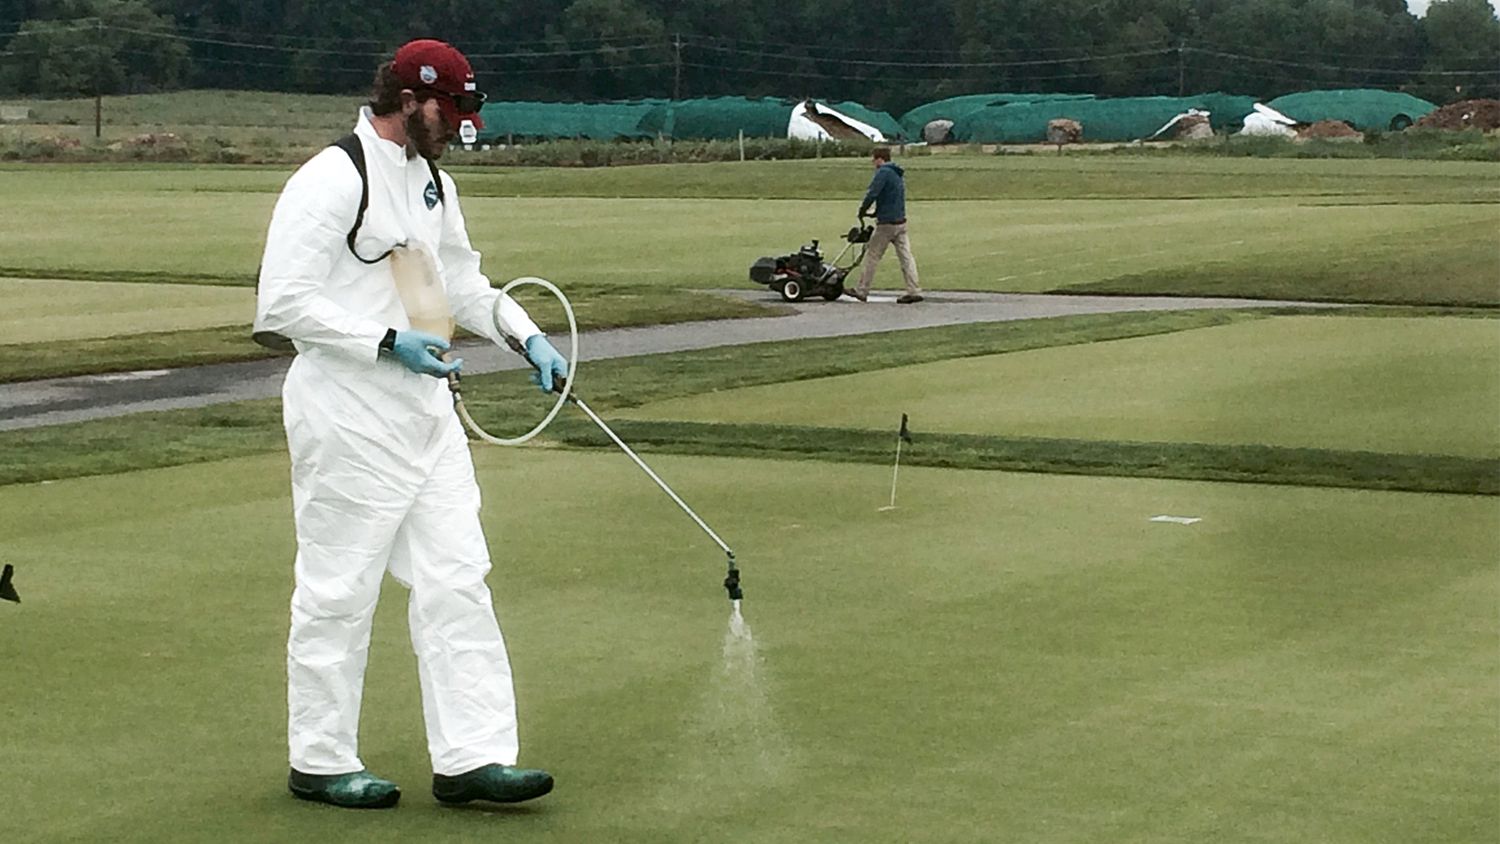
[858,162,906,223]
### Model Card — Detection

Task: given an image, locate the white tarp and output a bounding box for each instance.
[1239,103,1298,137]
[1150,107,1212,140]
[787,100,886,143]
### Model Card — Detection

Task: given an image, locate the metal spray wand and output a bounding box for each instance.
[490,334,743,601]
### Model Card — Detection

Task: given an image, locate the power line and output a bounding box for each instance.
[686,33,1173,58]
[689,42,1175,69]
[468,43,666,60]
[483,62,678,77]
[1184,46,1500,78]
[677,60,1175,85]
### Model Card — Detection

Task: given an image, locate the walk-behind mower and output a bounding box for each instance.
[749,222,874,302]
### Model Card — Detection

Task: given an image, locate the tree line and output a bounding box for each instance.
[2,0,1496,111]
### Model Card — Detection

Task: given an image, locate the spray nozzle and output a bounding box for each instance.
[723,555,743,601]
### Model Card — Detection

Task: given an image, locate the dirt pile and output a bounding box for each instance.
[1297,119,1362,140]
[1046,118,1082,144]
[1414,99,1500,131]
[1172,114,1213,140]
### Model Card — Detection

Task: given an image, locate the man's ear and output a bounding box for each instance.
[400,89,419,115]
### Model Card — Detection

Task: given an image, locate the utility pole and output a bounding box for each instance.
[1177,41,1185,97]
[672,33,682,101]
[95,18,104,139]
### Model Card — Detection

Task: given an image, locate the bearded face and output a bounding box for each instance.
[405,99,452,161]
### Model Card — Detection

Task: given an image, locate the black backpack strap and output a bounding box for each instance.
[332,133,392,264]
[428,158,446,206]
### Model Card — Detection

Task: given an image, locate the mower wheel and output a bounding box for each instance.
[779,279,805,302]
[821,284,843,301]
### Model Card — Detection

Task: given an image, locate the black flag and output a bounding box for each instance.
[899,414,913,444]
[0,564,18,603]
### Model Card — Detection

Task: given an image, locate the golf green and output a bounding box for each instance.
[622,316,1500,458]
[1,448,1493,842]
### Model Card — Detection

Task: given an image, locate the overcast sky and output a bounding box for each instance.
[1406,0,1500,15]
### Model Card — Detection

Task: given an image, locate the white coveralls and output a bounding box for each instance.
[254,108,542,777]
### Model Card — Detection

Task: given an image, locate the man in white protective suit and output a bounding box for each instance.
[253,38,569,810]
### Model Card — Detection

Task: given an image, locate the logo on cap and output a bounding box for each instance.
[419,65,437,84]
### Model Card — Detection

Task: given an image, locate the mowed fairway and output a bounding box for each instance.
[0,448,1494,843]
[1,156,1495,307]
[0,278,254,344]
[623,315,1500,458]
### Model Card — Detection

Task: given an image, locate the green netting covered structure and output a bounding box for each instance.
[641,97,796,140]
[473,97,903,143]
[1266,89,1437,131]
[952,94,1258,143]
[475,100,666,141]
[898,93,1094,136]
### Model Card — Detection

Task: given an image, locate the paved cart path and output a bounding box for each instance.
[1,291,1338,431]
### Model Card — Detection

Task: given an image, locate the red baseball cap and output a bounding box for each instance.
[392,39,486,130]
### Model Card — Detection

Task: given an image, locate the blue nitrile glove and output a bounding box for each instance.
[525,334,568,393]
[391,330,462,378]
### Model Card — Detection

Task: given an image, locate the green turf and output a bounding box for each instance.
[0,158,1494,312]
[0,450,1494,843]
[544,421,1499,495]
[1063,218,1500,306]
[2,90,354,132]
[447,154,1500,202]
[6,148,1497,200]
[0,285,780,383]
[0,89,354,154]
[5,309,1495,494]
[0,277,254,344]
[0,309,1268,486]
[621,316,1500,459]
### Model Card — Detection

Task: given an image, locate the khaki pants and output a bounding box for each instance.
[853,222,921,297]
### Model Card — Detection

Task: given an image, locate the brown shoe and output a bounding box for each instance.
[843,288,868,302]
[897,293,924,304]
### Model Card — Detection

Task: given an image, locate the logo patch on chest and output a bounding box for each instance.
[423,180,440,210]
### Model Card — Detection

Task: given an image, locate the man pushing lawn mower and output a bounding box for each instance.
[845,147,923,304]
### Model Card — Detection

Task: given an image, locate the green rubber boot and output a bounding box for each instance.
[288,768,401,809]
[432,764,554,805]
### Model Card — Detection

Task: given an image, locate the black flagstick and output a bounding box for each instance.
[0,564,19,603]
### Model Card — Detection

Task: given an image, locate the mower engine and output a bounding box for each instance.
[750,224,872,303]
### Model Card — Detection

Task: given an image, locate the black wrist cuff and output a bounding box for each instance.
[379,328,397,352]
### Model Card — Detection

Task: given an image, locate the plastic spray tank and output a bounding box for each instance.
[388,244,455,342]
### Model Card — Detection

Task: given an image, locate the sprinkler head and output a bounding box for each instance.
[723,566,743,601]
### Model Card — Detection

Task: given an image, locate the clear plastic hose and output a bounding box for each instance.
[454,276,578,446]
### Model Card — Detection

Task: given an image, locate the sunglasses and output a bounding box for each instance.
[421,87,487,115]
